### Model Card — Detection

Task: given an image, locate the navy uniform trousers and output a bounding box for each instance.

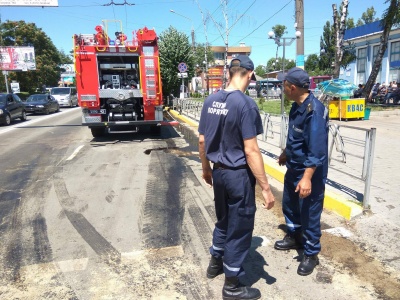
[282,167,325,256]
[209,166,256,278]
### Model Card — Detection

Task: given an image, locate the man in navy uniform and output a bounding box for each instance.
[275,67,329,276]
[198,55,276,300]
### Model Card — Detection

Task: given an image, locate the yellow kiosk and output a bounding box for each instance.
[328,97,366,121]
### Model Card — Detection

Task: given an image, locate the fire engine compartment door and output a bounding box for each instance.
[76,51,100,103]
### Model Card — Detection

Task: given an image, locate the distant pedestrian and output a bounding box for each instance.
[198,54,275,300]
[369,82,380,102]
[275,67,329,276]
[276,84,282,98]
[353,84,364,98]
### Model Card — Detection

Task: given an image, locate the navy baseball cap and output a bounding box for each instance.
[278,67,310,88]
[229,55,257,81]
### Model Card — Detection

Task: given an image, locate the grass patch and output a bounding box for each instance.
[256,98,289,115]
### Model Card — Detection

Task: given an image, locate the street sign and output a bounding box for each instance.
[178,62,187,73]
[10,82,20,93]
[177,72,188,78]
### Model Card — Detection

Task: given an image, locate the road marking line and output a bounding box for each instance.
[66,145,84,161]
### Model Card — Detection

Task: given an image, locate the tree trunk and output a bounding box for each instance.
[332,0,349,79]
[363,0,398,100]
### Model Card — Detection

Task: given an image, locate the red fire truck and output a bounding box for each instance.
[73,20,163,137]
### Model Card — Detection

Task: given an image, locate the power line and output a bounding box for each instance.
[234,0,293,44]
[208,0,257,45]
[102,1,135,6]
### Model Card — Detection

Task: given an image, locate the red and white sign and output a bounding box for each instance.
[0,46,36,71]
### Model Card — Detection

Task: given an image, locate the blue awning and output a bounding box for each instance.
[344,20,383,40]
[390,60,400,69]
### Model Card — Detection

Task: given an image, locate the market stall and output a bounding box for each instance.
[318,79,365,121]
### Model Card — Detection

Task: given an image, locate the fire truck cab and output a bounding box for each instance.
[73,20,163,137]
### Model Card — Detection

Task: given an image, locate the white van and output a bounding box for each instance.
[51,87,78,107]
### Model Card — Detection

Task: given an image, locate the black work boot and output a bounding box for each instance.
[206,255,223,279]
[274,232,303,250]
[297,254,319,276]
[222,276,261,300]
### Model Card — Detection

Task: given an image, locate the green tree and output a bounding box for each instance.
[193,43,214,76]
[0,20,63,93]
[357,6,379,26]
[305,54,319,73]
[266,58,277,72]
[265,57,294,73]
[59,49,73,64]
[319,21,335,74]
[271,25,287,63]
[254,65,266,77]
[272,25,287,39]
[158,26,194,97]
[346,17,355,29]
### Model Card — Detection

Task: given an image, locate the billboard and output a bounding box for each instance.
[0,46,36,71]
[0,0,58,6]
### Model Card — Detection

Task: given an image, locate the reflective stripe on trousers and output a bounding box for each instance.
[210,167,256,277]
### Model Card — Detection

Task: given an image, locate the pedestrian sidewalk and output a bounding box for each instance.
[168,108,400,272]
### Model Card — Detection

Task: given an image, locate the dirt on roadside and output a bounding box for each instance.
[255,186,400,300]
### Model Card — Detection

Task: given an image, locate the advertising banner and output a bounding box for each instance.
[0,46,36,71]
[0,0,58,6]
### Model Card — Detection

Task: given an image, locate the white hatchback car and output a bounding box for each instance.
[51,87,78,107]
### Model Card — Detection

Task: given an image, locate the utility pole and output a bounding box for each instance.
[295,0,305,69]
[195,0,210,93]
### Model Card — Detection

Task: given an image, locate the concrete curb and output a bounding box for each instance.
[167,108,362,220]
[370,109,400,116]
[262,155,362,220]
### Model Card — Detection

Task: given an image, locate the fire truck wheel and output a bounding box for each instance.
[91,127,106,137]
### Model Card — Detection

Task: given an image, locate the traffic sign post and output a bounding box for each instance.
[178,62,188,99]
[178,62,187,73]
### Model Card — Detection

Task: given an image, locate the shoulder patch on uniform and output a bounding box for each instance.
[307,102,313,113]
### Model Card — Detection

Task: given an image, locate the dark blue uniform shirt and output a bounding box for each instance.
[198,90,263,168]
[286,93,329,177]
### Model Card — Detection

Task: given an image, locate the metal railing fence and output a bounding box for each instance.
[169,98,376,210]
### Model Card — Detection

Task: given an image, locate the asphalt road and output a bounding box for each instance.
[0,108,399,299]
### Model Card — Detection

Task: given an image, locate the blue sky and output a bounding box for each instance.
[0,0,386,68]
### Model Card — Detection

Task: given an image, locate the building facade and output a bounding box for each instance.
[206,43,252,91]
[340,21,400,85]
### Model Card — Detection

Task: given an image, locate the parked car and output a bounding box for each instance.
[24,94,60,114]
[0,93,27,125]
[50,87,78,107]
